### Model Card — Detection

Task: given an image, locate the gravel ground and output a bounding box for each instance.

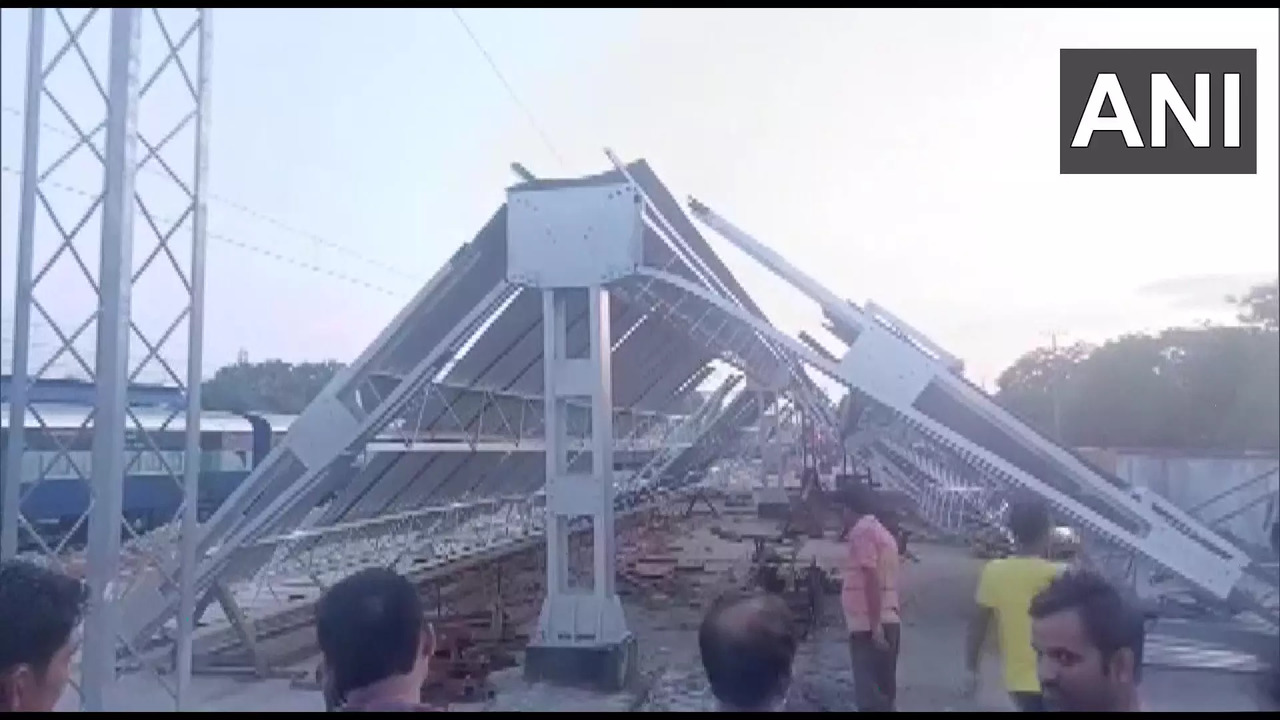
[449,519,1021,713]
[629,533,1016,713]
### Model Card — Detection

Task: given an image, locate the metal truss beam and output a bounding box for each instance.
[366,377,694,450]
[685,197,1267,625]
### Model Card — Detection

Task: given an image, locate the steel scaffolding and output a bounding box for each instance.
[1,7,212,711]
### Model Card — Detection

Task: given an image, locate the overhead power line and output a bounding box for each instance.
[1,104,415,283]
[449,8,566,171]
[0,165,408,299]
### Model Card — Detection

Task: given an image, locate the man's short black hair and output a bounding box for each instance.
[1030,569,1145,681]
[839,483,882,517]
[0,559,86,675]
[698,591,797,710]
[1007,494,1052,546]
[315,567,425,700]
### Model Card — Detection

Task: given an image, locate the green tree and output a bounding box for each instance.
[201,357,344,414]
[1230,278,1278,331]
[994,341,1093,438]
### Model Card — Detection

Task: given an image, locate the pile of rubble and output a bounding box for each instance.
[415,503,703,706]
[617,511,718,605]
[295,498,722,708]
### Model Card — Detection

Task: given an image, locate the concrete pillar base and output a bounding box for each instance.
[755,486,792,521]
[523,634,638,693]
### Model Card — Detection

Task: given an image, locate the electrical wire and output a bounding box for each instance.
[0,165,408,299]
[4,8,571,300]
[0,105,416,283]
[449,8,566,171]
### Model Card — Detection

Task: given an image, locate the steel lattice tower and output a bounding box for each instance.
[2,7,212,711]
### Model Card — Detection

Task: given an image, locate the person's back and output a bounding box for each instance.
[965,495,1062,711]
[316,567,438,712]
[698,591,797,712]
[978,555,1061,697]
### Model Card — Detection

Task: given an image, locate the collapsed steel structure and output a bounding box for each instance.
[114,151,1275,679]
[688,201,1273,623]
[4,7,1275,707]
[111,155,825,691]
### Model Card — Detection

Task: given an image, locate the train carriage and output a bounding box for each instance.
[0,400,293,549]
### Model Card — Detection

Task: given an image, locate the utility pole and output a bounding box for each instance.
[1049,331,1064,441]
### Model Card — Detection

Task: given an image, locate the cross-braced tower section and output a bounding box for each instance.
[2,7,212,711]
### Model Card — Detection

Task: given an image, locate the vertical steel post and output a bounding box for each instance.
[1,7,46,560]
[80,8,142,711]
[176,8,213,710]
[587,288,617,599]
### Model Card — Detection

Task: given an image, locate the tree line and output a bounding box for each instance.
[993,278,1278,452]
[202,357,344,415]
[203,278,1279,453]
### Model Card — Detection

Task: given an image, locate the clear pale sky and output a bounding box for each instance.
[1,8,1277,391]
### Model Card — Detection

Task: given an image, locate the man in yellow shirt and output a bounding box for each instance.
[963,495,1064,711]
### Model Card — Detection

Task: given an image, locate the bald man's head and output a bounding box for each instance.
[698,592,797,711]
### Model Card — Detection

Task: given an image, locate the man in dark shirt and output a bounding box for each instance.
[316,567,438,712]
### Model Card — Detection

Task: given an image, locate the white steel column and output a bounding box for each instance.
[82,9,144,711]
[751,385,779,488]
[586,289,619,600]
[752,386,762,481]
[0,7,46,561]
[538,287,625,641]
[506,179,642,685]
[541,291,573,601]
[176,9,214,711]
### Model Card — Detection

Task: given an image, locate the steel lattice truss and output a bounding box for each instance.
[685,201,1276,630]
[107,156,825,669]
[2,7,212,711]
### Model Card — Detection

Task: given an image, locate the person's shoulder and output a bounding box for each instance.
[1003,556,1062,583]
[850,515,888,539]
[977,557,1006,586]
[981,556,1009,573]
[860,513,893,532]
[1035,558,1067,579]
[338,701,442,712]
[983,556,1052,585]
[849,515,875,536]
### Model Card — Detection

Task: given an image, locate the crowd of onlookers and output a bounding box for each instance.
[692,486,1145,713]
[1,486,1147,713]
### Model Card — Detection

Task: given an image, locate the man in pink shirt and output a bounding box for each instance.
[840,485,903,712]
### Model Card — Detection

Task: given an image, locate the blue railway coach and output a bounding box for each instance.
[0,378,292,548]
